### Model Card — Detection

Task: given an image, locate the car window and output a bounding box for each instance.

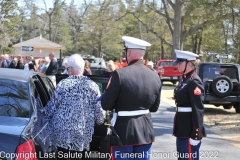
[203,65,238,82]
[0,79,30,117]
[160,62,176,66]
[41,77,54,96]
[32,76,50,107]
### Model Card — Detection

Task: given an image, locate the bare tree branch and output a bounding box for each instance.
[182,12,238,40]
[146,4,169,20]
[162,0,173,35]
[42,0,48,13]
[115,12,128,21]
[184,4,195,17]
[23,0,45,21]
[166,0,175,9]
[79,0,91,19]
[130,12,172,47]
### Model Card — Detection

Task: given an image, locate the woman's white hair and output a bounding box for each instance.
[67,54,85,73]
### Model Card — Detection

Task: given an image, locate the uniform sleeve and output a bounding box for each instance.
[149,81,162,112]
[101,70,120,110]
[188,79,205,140]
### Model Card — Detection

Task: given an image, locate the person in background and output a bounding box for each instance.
[0,54,3,67]
[5,54,11,67]
[106,60,116,72]
[113,57,122,69]
[40,57,50,74]
[101,36,162,160]
[28,63,35,71]
[147,61,157,73]
[173,50,206,160]
[16,56,24,69]
[24,56,32,71]
[83,60,92,75]
[37,59,44,72]
[1,55,8,68]
[45,52,58,86]
[144,59,148,67]
[43,54,105,159]
[62,61,68,74]
[120,57,128,68]
[8,57,18,69]
[31,58,38,71]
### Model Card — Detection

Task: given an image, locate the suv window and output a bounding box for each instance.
[203,64,238,82]
[160,62,176,66]
[0,79,30,117]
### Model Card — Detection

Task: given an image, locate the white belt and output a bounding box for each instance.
[177,107,192,112]
[118,110,149,116]
[107,110,149,135]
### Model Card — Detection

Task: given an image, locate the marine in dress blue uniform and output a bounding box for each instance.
[101,36,162,160]
[173,50,207,160]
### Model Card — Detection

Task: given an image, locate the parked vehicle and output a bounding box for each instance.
[0,68,110,160]
[197,62,240,113]
[155,59,182,84]
[60,55,107,75]
[0,68,55,160]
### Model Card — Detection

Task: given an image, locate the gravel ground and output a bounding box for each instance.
[161,82,240,148]
[204,106,240,148]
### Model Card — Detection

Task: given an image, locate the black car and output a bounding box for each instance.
[0,68,55,160]
[197,62,240,113]
[0,68,110,160]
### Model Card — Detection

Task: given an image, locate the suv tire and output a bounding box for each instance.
[223,104,232,109]
[211,76,233,97]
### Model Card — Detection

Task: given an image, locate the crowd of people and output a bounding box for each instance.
[0,52,58,86]
[0,52,157,76]
[0,53,50,73]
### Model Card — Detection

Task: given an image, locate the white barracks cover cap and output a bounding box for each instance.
[174,49,199,63]
[122,36,151,50]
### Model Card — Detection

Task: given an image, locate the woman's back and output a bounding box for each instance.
[43,75,104,151]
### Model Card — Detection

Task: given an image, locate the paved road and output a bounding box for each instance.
[151,101,240,160]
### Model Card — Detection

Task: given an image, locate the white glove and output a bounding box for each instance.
[190,138,200,146]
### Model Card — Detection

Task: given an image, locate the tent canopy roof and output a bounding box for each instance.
[12,36,65,50]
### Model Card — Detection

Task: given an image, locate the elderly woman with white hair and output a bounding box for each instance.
[43,54,105,159]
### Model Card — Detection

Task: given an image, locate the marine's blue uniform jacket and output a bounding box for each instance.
[101,60,162,145]
[173,70,207,140]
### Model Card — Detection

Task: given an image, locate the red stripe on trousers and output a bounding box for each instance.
[188,138,193,160]
[110,146,114,160]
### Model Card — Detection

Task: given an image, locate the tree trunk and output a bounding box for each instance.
[172,0,182,58]
[198,35,202,55]
[161,40,164,59]
[98,41,101,58]
[49,14,52,41]
[138,0,144,39]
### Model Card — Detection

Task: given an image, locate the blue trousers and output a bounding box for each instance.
[111,143,152,160]
[176,138,201,160]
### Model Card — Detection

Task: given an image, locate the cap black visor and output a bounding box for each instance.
[173,58,187,64]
